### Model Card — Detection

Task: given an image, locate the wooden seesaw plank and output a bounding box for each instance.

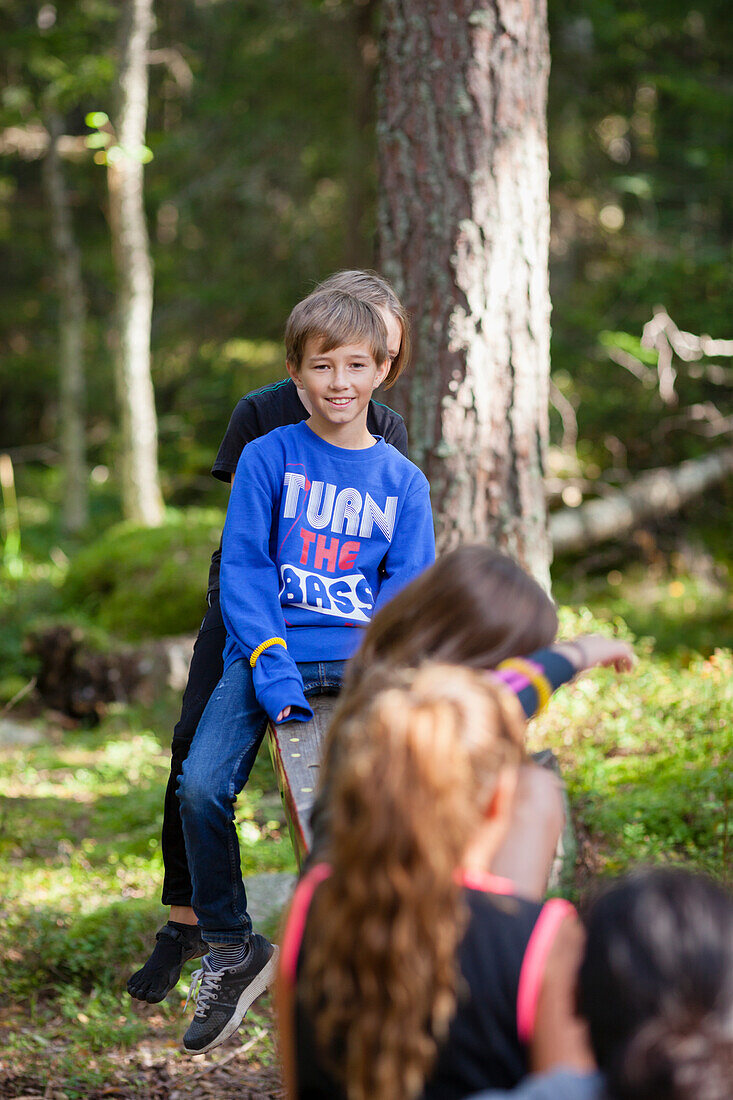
[268,701,575,887]
[267,694,337,869]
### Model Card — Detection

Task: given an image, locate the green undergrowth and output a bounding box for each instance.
[1,555,731,1091]
[553,560,733,660]
[0,498,228,702]
[0,694,295,1008]
[59,507,226,639]
[0,690,290,1093]
[529,606,732,886]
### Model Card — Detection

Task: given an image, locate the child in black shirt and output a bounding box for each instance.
[127,270,409,1005]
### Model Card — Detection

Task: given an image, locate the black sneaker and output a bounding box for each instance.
[127,923,206,1004]
[182,934,279,1054]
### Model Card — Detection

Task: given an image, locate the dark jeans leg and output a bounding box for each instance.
[160,594,227,906]
[177,659,269,944]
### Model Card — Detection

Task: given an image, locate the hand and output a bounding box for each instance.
[275,706,292,723]
[556,634,636,674]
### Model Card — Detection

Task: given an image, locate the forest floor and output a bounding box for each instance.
[0,1003,284,1099]
[1,584,730,1099]
[0,696,295,1100]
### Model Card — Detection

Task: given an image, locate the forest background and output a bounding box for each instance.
[0,1,731,1098]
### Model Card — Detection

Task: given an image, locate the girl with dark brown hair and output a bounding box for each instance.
[311,545,634,900]
[346,544,560,680]
[278,664,592,1100]
[469,867,733,1100]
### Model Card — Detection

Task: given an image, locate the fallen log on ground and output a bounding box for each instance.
[550,446,733,555]
[24,624,194,722]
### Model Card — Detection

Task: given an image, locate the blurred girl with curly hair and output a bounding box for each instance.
[278,663,593,1099]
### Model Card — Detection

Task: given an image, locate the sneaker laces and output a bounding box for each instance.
[184,963,223,1017]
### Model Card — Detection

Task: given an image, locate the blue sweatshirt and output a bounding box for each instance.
[220,422,435,723]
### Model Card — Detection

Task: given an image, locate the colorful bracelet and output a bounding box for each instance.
[497,658,553,714]
[249,636,287,668]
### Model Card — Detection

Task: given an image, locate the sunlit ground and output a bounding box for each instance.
[1,536,731,1094]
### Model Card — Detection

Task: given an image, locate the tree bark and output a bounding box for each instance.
[377,0,552,587]
[43,114,88,533]
[550,448,733,554]
[108,0,164,526]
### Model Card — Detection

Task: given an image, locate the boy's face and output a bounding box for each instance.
[287,337,390,447]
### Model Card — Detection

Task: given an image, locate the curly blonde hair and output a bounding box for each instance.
[301,662,525,1100]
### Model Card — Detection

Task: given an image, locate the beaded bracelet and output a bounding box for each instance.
[249,636,287,668]
[498,658,553,713]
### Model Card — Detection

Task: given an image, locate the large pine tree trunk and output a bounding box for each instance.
[107,0,164,526]
[43,114,88,533]
[377,0,552,586]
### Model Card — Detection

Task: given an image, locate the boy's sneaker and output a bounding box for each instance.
[127,922,206,1004]
[182,934,279,1054]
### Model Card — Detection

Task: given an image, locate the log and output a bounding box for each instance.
[268,703,576,894]
[25,624,195,722]
[550,447,733,554]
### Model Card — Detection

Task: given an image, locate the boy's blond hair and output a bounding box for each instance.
[285,289,389,371]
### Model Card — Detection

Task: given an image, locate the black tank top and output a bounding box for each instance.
[281,864,575,1099]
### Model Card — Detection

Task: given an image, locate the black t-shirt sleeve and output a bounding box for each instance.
[211,398,261,482]
[367,400,409,458]
[207,381,306,594]
[384,414,408,457]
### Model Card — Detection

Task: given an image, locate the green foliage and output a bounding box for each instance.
[1,0,375,462]
[0,465,125,695]
[553,555,733,659]
[59,507,225,638]
[0,698,294,1000]
[0,5,730,1087]
[0,569,63,701]
[10,901,158,998]
[548,0,733,471]
[1,583,730,1088]
[1,0,731,508]
[532,606,732,883]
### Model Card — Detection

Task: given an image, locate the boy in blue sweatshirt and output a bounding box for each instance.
[177,288,435,1054]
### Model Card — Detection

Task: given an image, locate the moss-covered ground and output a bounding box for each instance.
[0,694,292,1098]
[0,480,730,1096]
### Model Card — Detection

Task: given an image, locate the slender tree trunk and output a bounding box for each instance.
[343,0,379,267]
[43,114,88,533]
[108,0,164,526]
[377,0,552,586]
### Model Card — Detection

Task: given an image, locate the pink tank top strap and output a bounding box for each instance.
[516,896,576,1044]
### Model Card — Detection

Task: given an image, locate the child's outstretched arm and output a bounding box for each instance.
[493,635,635,720]
[221,441,312,725]
[552,634,635,675]
[489,636,634,899]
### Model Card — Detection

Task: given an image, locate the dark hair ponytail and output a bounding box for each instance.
[618,1012,733,1100]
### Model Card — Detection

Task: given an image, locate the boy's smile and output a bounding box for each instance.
[287,337,390,448]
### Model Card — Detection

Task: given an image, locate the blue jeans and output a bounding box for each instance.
[177,657,344,945]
